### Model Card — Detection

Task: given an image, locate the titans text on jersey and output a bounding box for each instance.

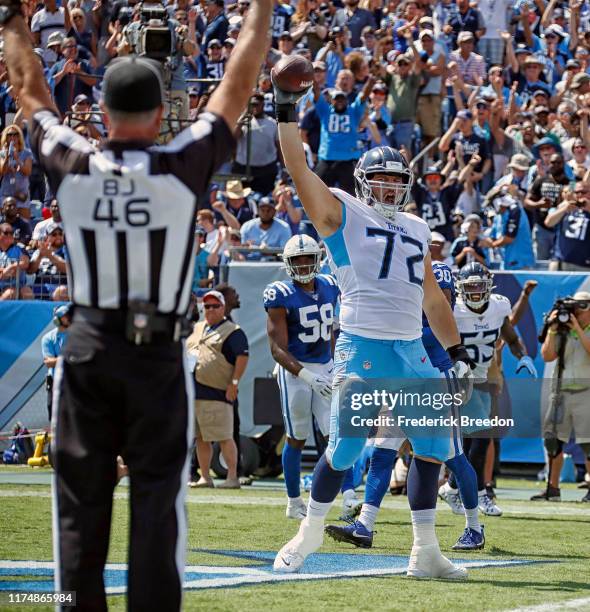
[323,188,431,341]
[454,293,512,381]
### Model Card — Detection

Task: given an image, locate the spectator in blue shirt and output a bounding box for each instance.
[202,0,229,49]
[271,0,292,48]
[0,222,31,300]
[315,26,351,88]
[42,302,72,419]
[334,0,375,48]
[192,226,212,293]
[489,195,535,270]
[48,38,96,118]
[240,197,291,260]
[313,76,374,193]
[545,184,590,271]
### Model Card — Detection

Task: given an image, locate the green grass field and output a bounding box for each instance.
[1,469,590,611]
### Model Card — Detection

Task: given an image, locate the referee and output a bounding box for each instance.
[1,0,272,610]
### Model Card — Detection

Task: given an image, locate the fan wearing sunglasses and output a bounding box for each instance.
[0,222,31,300]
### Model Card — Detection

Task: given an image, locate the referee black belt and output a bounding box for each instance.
[73,306,183,343]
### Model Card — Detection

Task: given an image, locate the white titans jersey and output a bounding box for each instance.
[323,188,431,341]
[454,293,511,380]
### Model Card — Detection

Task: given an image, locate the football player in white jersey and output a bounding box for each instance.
[271,79,476,578]
[265,235,357,520]
[441,262,537,517]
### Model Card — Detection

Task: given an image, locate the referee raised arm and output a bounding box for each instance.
[1,1,272,610]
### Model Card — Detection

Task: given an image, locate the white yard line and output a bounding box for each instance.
[1,489,589,517]
[506,596,590,611]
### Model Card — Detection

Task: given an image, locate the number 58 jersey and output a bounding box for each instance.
[263,274,340,364]
[323,189,432,341]
[454,293,512,381]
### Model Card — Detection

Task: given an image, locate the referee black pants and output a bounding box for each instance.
[51,324,193,612]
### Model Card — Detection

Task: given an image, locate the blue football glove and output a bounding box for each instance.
[516,355,538,378]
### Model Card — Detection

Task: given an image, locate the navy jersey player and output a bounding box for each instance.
[449,262,537,517]
[272,72,476,579]
[325,260,485,552]
[264,235,340,519]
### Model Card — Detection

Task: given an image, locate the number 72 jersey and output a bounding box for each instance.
[453,293,512,380]
[323,188,432,341]
[263,275,340,364]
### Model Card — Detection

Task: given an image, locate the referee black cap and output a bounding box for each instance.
[102,57,164,112]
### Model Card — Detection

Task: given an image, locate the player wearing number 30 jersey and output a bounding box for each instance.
[272,70,476,580]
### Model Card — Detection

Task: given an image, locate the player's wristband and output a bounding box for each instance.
[275,104,298,123]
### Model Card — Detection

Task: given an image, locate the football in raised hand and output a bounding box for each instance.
[271,56,314,93]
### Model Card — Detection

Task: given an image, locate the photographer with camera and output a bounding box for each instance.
[545,181,590,271]
[533,292,590,503]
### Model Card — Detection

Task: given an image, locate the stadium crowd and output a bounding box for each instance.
[1,0,590,302]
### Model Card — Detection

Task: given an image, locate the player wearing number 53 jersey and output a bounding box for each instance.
[272,71,476,579]
[264,235,340,520]
[451,262,536,518]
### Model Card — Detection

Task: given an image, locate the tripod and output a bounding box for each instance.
[545,328,568,498]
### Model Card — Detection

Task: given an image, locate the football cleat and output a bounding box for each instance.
[582,490,590,503]
[531,486,561,502]
[478,493,503,516]
[273,516,324,573]
[286,498,307,520]
[407,544,468,579]
[452,526,485,551]
[438,483,465,515]
[325,519,374,549]
[340,496,363,521]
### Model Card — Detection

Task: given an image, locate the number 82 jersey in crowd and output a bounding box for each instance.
[263,274,340,364]
[453,293,511,381]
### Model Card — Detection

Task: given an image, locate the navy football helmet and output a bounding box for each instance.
[456,262,494,310]
[353,146,414,219]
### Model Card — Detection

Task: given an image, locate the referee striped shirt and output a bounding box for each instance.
[30,109,234,316]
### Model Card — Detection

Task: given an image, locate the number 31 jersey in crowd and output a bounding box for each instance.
[263,275,340,364]
[323,188,431,341]
[454,293,511,381]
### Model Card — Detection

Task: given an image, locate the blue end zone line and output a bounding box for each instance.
[0,556,557,595]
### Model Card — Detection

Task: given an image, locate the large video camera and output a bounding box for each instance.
[134,2,174,60]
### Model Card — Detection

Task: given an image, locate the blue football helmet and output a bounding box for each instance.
[353,146,414,219]
[456,262,494,310]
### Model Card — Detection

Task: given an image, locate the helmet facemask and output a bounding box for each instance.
[284,253,321,284]
[354,165,414,220]
[457,277,493,310]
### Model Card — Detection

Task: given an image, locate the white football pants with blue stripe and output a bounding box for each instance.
[277,361,332,440]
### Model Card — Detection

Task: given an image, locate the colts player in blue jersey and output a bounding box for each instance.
[264,235,342,520]
[325,260,485,551]
[272,72,476,578]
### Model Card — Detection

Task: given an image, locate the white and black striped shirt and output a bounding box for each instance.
[30,109,234,315]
